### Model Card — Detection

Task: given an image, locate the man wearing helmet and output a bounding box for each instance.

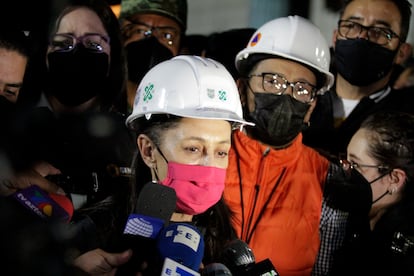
[223,15,357,276]
[302,0,413,159]
[115,0,187,115]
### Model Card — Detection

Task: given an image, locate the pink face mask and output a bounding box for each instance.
[159,162,226,215]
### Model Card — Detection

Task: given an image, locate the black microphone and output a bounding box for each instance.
[219,239,279,276]
[156,222,205,276]
[201,263,233,276]
[117,182,177,275]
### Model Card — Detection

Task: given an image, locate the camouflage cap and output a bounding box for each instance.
[119,0,188,31]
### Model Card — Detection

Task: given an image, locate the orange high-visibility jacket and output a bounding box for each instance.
[224,131,330,276]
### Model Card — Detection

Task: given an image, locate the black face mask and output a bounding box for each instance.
[334,38,397,86]
[125,37,173,83]
[246,93,310,147]
[46,45,109,106]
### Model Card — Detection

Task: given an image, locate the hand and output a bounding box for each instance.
[0,161,64,196]
[73,248,133,276]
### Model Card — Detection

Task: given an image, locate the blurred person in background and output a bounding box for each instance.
[115,0,187,115]
[303,0,414,159]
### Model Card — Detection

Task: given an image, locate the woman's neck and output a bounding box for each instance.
[170,212,193,222]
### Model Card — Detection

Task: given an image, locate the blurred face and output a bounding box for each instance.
[334,0,402,51]
[347,128,395,216]
[121,13,182,55]
[0,48,27,103]
[139,118,232,180]
[47,7,110,56]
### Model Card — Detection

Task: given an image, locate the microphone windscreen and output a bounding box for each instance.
[201,263,233,276]
[12,185,73,222]
[135,181,177,223]
[157,222,205,271]
[220,239,255,269]
[123,182,177,238]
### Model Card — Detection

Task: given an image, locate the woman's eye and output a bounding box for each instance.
[217,151,228,158]
[185,146,200,153]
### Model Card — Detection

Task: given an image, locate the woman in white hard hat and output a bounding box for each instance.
[75,55,252,275]
[223,15,367,276]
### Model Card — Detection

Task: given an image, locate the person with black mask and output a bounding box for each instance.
[223,16,369,276]
[115,0,187,115]
[329,111,414,276]
[302,0,414,159]
[2,0,137,272]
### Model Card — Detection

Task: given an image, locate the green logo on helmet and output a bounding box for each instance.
[143,83,154,102]
[218,90,227,101]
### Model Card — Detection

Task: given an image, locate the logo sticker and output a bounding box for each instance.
[143,83,154,102]
[250,33,261,47]
[218,90,227,101]
[207,88,215,99]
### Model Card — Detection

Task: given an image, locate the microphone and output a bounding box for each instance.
[157,222,205,276]
[201,263,233,276]
[123,181,177,238]
[117,182,177,275]
[219,239,279,276]
[11,185,73,222]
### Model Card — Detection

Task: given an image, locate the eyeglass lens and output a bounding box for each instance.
[50,34,109,52]
[338,20,397,45]
[261,73,316,103]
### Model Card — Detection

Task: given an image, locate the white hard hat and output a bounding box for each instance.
[126,55,253,129]
[235,15,334,94]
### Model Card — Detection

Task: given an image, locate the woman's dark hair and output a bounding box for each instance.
[48,0,127,111]
[361,111,414,232]
[131,114,236,263]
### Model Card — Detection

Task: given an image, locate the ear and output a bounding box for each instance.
[332,29,339,50]
[304,99,317,123]
[388,168,407,193]
[236,78,247,107]
[137,134,156,168]
[395,42,413,65]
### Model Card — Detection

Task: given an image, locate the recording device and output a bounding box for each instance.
[157,222,205,275]
[201,263,233,276]
[12,185,73,222]
[219,239,279,276]
[117,182,177,275]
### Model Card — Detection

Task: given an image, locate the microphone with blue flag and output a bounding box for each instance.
[117,181,177,275]
[157,222,205,276]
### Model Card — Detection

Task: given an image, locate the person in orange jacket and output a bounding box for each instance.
[223,15,369,276]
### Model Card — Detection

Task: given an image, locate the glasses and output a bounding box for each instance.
[121,21,179,46]
[337,20,400,45]
[49,33,110,53]
[248,72,317,103]
[340,159,389,172]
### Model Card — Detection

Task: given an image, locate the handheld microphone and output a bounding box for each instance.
[117,181,177,275]
[220,239,279,276]
[201,263,233,276]
[123,181,177,238]
[12,185,73,222]
[157,222,205,276]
